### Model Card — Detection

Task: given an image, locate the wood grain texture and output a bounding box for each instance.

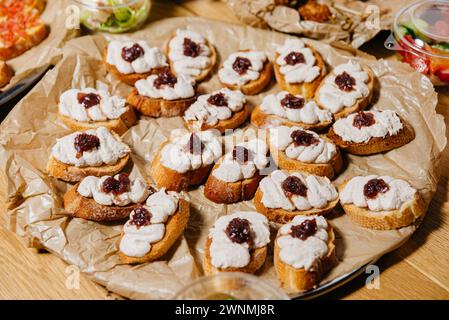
[0,0,449,300]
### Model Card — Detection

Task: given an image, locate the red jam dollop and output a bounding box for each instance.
[290,130,319,147]
[290,219,317,240]
[154,68,178,89]
[184,133,204,155]
[121,43,145,63]
[183,38,201,58]
[77,92,101,108]
[352,111,376,129]
[282,176,308,197]
[129,207,152,228]
[225,217,252,244]
[232,57,252,75]
[101,173,131,195]
[74,133,100,158]
[335,71,356,92]
[207,93,228,107]
[363,178,390,199]
[232,146,249,164]
[284,51,305,65]
[280,94,305,109]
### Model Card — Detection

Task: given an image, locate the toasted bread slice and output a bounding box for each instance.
[253,187,339,224]
[166,34,217,83]
[339,181,425,230]
[119,198,190,264]
[315,65,375,119]
[47,154,130,183]
[63,182,142,221]
[0,61,13,88]
[58,106,137,135]
[0,23,48,61]
[204,165,262,204]
[220,60,273,96]
[203,237,267,275]
[273,46,326,99]
[185,103,251,133]
[251,105,332,131]
[327,118,415,155]
[127,88,196,118]
[274,224,336,293]
[150,146,213,192]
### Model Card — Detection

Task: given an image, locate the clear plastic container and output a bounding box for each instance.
[172,272,290,300]
[73,0,151,33]
[385,0,449,86]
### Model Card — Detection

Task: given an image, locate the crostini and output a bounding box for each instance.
[203,211,270,275]
[254,169,339,224]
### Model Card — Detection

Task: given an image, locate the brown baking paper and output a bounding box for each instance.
[0,17,446,299]
[224,0,412,48]
[0,0,79,93]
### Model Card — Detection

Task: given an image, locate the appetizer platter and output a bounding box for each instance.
[0,17,445,299]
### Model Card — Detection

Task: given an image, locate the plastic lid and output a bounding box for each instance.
[393,0,449,58]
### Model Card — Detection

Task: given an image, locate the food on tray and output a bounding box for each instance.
[167,29,217,82]
[218,50,272,95]
[269,125,342,179]
[119,187,190,263]
[203,211,270,275]
[298,0,332,23]
[274,39,326,98]
[327,110,415,155]
[78,0,151,33]
[254,169,339,224]
[58,87,137,135]
[127,67,196,117]
[183,88,249,132]
[0,61,13,88]
[0,0,48,60]
[274,215,336,292]
[105,39,168,85]
[46,127,131,183]
[63,173,152,221]
[315,61,374,119]
[251,91,332,131]
[150,129,222,192]
[339,175,425,230]
[204,139,269,204]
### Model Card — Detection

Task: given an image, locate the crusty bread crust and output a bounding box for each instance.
[150,144,213,192]
[58,106,137,135]
[253,187,339,224]
[127,88,196,118]
[315,65,375,119]
[0,61,13,88]
[0,24,49,61]
[204,165,262,204]
[63,182,142,221]
[274,224,336,293]
[47,154,130,183]
[166,34,217,83]
[339,181,425,230]
[185,103,251,133]
[220,58,273,96]
[250,105,332,132]
[327,118,415,155]
[119,198,190,264]
[273,45,326,99]
[203,237,267,275]
[269,135,343,179]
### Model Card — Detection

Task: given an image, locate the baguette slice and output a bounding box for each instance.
[220,60,273,96]
[315,65,375,120]
[127,88,196,117]
[0,23,48,61]
[63,182,142,221]
[251,105,332,132]
[119,198,190,264]
[327,118,415,155]
[274,224,336,293]
[273,46,326,99]
[166,34,217,83]
[203,237,267,275]
[339,181,425,230]
[0,60,13,88]
[253,187,339,224]
[47,154,130,183]
[150,145,213,192]
[58,106,137,135]
[185,103,251,133]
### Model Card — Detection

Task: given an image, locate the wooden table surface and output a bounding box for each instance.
[1,0,449,300]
